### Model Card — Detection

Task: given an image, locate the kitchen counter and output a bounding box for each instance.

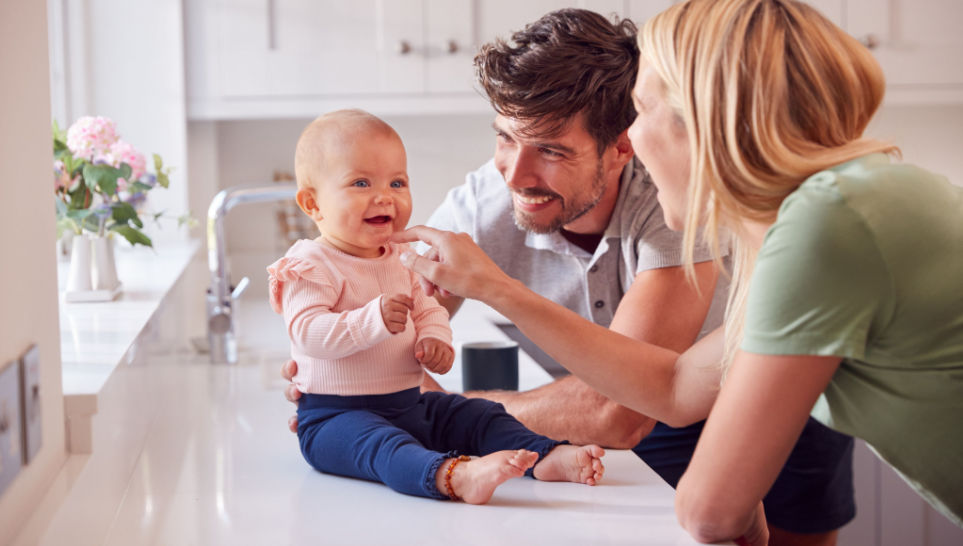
[57,239,200,452]
[24,251,722,545]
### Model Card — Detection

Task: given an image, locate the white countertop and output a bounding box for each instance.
[57,239,200,451]
[36,247,722,545]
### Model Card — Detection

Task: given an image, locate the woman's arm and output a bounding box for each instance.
[393,226,723,424]
[675,351,841,543]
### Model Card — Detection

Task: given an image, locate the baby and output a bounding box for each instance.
[267,109,604,503]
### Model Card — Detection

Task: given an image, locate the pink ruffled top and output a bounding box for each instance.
[267,240,451,396]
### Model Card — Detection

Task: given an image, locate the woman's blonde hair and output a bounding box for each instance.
[638,0,898,368]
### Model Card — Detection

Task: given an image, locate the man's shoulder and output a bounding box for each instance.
[611,159,666,237]
[431,158,514,230]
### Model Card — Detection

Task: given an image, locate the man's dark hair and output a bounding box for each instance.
[474,8,639,156]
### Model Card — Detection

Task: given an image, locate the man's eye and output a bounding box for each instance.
[352,179,369,187]
[539,147,562,158]
[390,180,406,188]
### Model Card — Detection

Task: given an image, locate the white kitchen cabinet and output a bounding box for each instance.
[847,0,963,103]
[186,0,640,119]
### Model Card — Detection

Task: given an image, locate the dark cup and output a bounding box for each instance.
[461,341,519,392]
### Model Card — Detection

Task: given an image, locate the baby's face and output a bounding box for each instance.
[312,130,412,258]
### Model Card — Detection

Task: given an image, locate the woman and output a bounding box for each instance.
[394,0,963,544]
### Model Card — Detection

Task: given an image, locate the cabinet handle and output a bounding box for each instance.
[397,40,412,55]
[859,34,880,50]
[446,40,459,54]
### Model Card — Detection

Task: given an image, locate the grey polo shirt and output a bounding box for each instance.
[425,158,726,337]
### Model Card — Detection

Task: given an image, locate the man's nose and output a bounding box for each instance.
[503,146,539,189]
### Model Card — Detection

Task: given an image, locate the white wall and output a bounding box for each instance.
[53,0,189,244]
[868,103,963,187]
[0,0,68,542]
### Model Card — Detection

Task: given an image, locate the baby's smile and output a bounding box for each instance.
[364,215,393,225]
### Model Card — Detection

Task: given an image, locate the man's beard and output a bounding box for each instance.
[512,159,606,234]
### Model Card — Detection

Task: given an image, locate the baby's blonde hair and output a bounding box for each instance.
[638,0,898,368]
[294,109,398,191]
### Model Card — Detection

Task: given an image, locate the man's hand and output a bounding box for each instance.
[415,338,454,374]
[381,294,413,333]
[281,359,301,433]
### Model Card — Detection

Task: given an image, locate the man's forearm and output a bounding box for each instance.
[464,375,655,448]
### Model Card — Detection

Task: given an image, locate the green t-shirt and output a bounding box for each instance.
[742,153,963,526]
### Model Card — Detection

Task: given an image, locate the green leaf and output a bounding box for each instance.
[55,197,67,219]
[177,212,198,229]
[129,181,153,193]
[110,224,153,247]
[65,208,92,222]
[111,201,143,228]
[118,162,132,181]
[153,154,170,188]
[82,163,123,196]
[67,182,91,209]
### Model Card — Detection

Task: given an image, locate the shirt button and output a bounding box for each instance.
[594,300,605,309]
[589,265,599,273]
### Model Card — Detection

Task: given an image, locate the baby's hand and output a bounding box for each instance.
[416,338,454,374]
[381,294,413,334]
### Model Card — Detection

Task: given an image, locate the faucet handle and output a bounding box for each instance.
[231,276,250,300]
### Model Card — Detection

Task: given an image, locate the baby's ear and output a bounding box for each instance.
[295,187,322,220]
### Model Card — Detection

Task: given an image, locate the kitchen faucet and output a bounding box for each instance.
[205,184,297,363]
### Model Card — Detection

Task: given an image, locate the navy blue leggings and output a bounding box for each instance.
[297,388,563,499]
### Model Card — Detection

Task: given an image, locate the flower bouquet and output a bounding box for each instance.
[54,115,174,247]
[53,116,181,301]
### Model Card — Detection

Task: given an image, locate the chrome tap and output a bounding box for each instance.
[205,184,297,363]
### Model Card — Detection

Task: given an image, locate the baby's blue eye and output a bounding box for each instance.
[390,180,406,188]
[352,179,369,187]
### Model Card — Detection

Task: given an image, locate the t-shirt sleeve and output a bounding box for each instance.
[419,179,479,255]
[742,189,890,359]
[631,205,717,275]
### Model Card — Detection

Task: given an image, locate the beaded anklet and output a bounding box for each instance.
[444,455,471,500]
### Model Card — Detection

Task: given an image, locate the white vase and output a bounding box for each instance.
[65,234,93,293]
[63,234,122,302]
[91,235,120,291]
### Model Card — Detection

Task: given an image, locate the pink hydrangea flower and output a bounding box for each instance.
[66,116,118,160]
[107,140,147,182]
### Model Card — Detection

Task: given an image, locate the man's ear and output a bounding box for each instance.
[296,187,322,220]
[612,129,635,167]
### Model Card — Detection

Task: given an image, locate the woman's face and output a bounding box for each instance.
[627,61,692,231]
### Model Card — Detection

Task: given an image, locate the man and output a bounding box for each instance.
[284,9,855,545]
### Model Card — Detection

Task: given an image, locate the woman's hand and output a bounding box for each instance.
[392,226,515,303]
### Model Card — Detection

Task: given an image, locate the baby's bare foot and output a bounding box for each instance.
[442,450,538,504]
[532,444,605,485]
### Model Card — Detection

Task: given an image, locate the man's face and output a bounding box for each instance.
[492,114,609,234]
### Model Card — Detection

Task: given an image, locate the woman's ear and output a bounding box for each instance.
[296,187,322,221]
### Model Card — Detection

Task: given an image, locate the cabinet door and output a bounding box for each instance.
[426,0,474,93]
[214,0,423,98]
[428,0,631,94]
[473,0,623,47]
[847,0,963,101]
